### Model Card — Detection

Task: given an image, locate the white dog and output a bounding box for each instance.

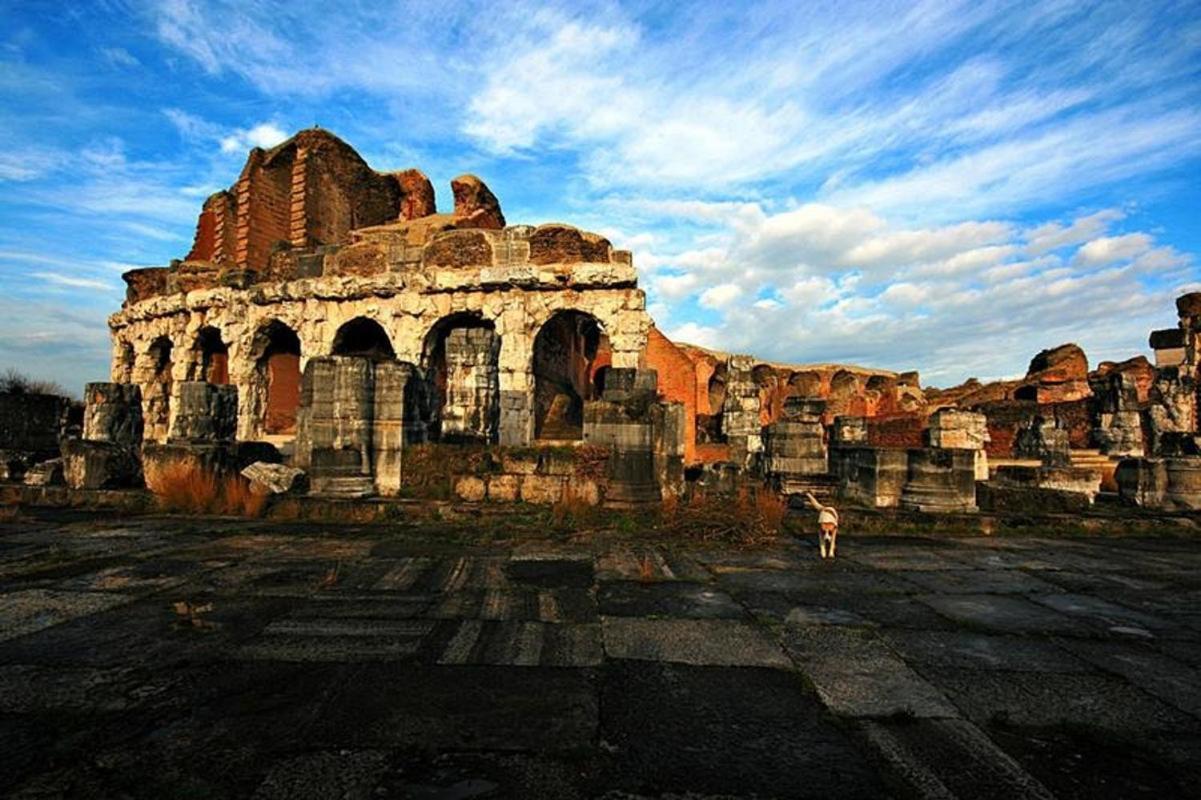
[804,492,840,559]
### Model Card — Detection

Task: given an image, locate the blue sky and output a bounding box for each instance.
[1,0,1199,394]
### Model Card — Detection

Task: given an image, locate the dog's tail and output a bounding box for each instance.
[803,491,824,512]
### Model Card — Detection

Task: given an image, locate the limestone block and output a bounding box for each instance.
[487,473,520,502]
[61,440,142,490]
[241,462,307,495]
[82,383,143,445]
[564,477,601,506]
[832,416,868,445]
[927,408,989,450]
[454,475,487,502]
[521,474,565,504]
[23,458,64,487]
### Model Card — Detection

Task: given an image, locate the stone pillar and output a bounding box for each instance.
[296,357,375,497]
[927,408,989,480]
[762,397,828,493]
[83,383,144,444]
[63,383,145,490]
[372,360,425,496]
[584,368,661,508]
[1091,371,1145,457]
[440,326,500,442]
[721,355,762,469]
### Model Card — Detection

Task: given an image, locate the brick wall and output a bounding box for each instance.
[642,325,699,462]
[235,149,292,272]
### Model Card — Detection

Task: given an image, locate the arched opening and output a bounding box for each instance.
[788,370,822,397]
[332,317,395,360]
[698,362,728,444]
[191,326,229,384]
[116,341,135,383]
[145,336,174,439]
[421,313,500,443]
[533,310,608,440]
[251,321,302,436]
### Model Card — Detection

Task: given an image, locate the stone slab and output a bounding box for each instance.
[601,617,791,668]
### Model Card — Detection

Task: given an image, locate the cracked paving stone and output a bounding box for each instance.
[0,589,133,643]
[881,630,1091,673]
[602,617,792,668]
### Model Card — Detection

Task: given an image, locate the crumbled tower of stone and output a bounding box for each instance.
[1013,416,1071,468]
[762,397,828,490]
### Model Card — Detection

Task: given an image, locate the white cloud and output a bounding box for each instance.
[1073,233,1153,266]
[220,122,289,153]
[636,202,1193,383]
[698,283,742,309]
[29,272,118,291]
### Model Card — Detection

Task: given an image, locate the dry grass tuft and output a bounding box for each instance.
[146,460,266,517]
[551,482,596,529]
[637,552,657,582]
[657,485,788,546]
[315,563,340,591]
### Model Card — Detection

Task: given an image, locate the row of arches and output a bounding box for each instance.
[123,310,612,444]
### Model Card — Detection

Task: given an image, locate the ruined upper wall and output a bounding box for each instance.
[121,128,630,307]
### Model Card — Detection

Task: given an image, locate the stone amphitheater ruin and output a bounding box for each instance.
[4,127,1201,514]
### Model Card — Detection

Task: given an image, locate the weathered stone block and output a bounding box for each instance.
[927,408,989,450]
[61,440,141,490]
[832,416,868,445]
[487,473,520,502]
[830,446,907,508]
[82,383,143,445]
[169,382,237,443]
[454,475,487,502]
[521,474,564,504]
[900,448,977,513]
[23,458,64,487]
[241,462,307,495]
[1116,458,1167,507]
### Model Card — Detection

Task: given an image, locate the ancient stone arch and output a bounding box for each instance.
[532,310,609,440]
[331,317,395,360]
[421,312,500,442]
[189,326,229,384]
[142,336,174,442]
[247,320,302,438]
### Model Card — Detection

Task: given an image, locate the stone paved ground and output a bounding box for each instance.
[2,510,1201,799]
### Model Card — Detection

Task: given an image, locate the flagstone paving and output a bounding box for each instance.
[2,511,1201,798]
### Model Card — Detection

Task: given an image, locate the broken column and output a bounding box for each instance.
[829,415,906,508]
[762,397,828,494]
[584,368,661,508]
[898,409,985,512]
[721,355,763,470]
[295,357,376,497]
[1090,370,1145,457]
[143,381,238,482]
[1013,415,1070,467]
[927,408,989,480]
[372,360,426,496]
[295,356,425,497]
[61,383,144,489]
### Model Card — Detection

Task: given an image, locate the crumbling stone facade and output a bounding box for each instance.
[54,126,1201,514]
